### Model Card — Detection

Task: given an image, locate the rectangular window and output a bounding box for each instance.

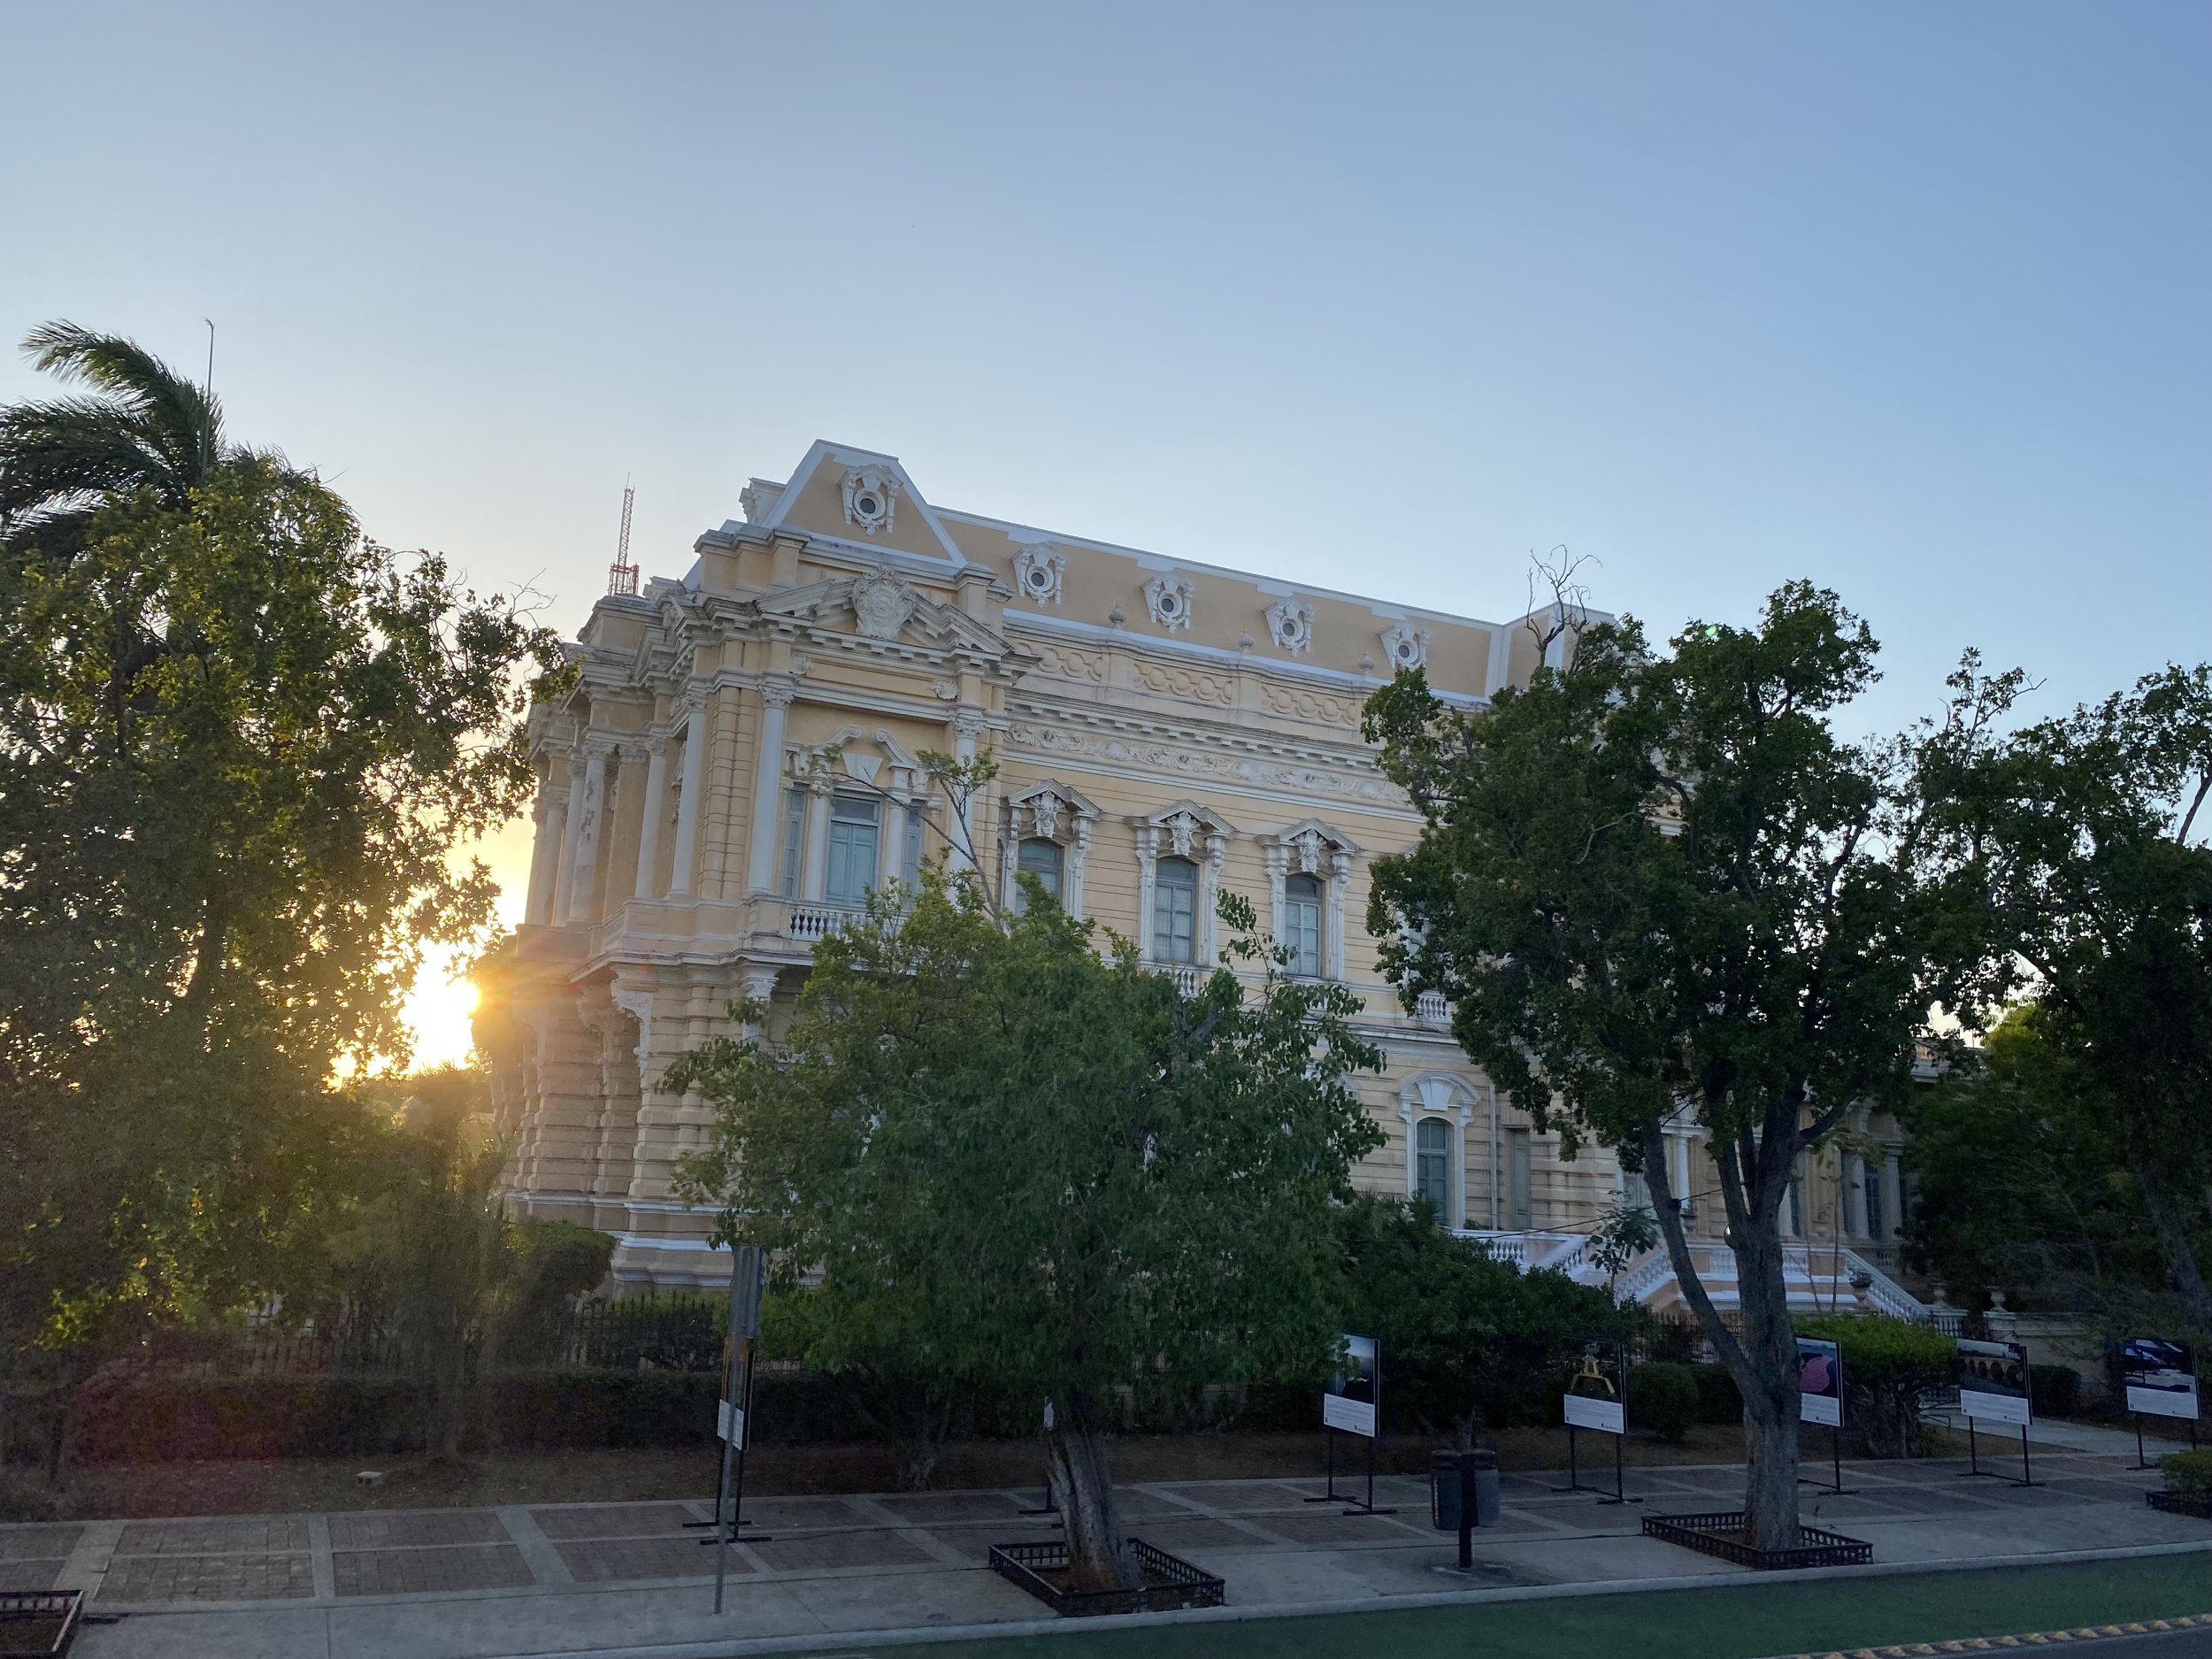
[1506,1128,1532,1229]
[1154,857,1198,964]
[1284,873,1324,977]
[1863,1157,1886,1240]
[779,788,806,898]
[1621,1166,1652,1217]
[1015,838,1064,915]
[1415,1118,1452,1221]
[825,795,880,904]
[1786,1160,1806,1238]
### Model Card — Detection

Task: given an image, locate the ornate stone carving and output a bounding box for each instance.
[841,466,898,535]
[758,677,797,710]
[1265,599,1316,655]
[850,572,918,641]
[1379,620,1431,673]
[1133,659,1235,704]
[1012,542,1065,605]
[1141,573,1195,631]
[1262,683,1360,725]
[1005,721,1397,803]
[1034,642,1107,683]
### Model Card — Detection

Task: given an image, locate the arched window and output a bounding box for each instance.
[1415,1118,1452,1220]
[1284,872,1324,977]
[1154,856,1198,964]
[1013,837,1064,914]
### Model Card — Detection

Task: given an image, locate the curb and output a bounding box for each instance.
[499,1537,2212,1659]
[1766,1610,2212,1658]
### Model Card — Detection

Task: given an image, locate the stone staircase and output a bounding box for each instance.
[1454,1228,1931,1319]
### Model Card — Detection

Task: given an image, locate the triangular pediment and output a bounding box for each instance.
[754,441,970,566]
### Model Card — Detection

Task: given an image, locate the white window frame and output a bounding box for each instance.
[1132,802,1233,965]
[1262,819,1359,981]
[1001,781,1100,918]
[1399,1072,1476,1228]
[824,793,882,905]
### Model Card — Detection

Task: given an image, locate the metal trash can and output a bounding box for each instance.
[1431,1448,1501,1531]
[1430,1450,1465,1532]
[1467,1448,1501,1527]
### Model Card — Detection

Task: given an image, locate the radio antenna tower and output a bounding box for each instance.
[607,480,639,596]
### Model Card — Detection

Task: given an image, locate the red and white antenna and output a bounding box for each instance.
[606,480,639,596]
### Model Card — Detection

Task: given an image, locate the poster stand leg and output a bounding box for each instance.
[2016,1423,2037,1488]
[2134,1413,2155,1471]
[1958,1417,1986,1479]
[1550,1425,1594,1496]
[1306,1426,1341,1504]
[1801,1425,1857,1494]
[1593,1426,1640,1506]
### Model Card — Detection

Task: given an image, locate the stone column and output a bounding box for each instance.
[1262,843,1288,944]
[551,755,586,924]
[744,678,796,895]
[945,708,987,872]
[1067,817,1093,919]
[801,780,833,902]
[1327,848,1351,980]
[564,742,611,926]
[1198,827,1227,968]
[668,688,707,898]
[526,780,567,926]
[633,735,669,900]
[1133,825,1159,959]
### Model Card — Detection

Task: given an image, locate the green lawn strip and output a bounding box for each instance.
[913,1554,2212,1659]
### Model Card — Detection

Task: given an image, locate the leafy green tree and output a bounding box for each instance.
[0,323,568,1423]
[1334,1194,1621,1438]
[1363,583,1985,1550]
[1793,1314,1956,1459]
[1898,1006,2167,1321]
[1936,664,2212,1333]
[671,872,1383,1589]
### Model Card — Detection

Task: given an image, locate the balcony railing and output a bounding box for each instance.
[785,902,861,942]
[1414,990,1450,1026]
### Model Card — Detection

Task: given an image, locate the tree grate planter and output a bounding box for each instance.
[2147,1491,2212,1520]
[1642,1510,1872,1570]
[987,1539,1225,1617]
[0,1591,82,1659]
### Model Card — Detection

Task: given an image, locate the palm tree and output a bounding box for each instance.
[0,320,284,559]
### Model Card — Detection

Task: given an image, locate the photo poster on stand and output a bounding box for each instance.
[1562,1345,1626,1435]
[1957,1337,2032,1425]
[1322,1334,1379,1438]
[2121,1339,2200,1421]
[1797,1337,1843,1428]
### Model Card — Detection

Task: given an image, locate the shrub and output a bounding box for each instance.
[1690,1363,1742,1425]
[2028,1363,2080,1419]
[2162,1448,2212,1502]
[1627,1363,1700,1442]
[1794,1314,1956,1459]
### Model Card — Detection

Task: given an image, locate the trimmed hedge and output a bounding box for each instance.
[1626,1363,1700,1442]
[1691,1363,1743,1425]
[2028,1363,2080,1419]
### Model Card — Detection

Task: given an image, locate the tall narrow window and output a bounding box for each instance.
[901,804,925,891]
[779,788,806,898]
[1154,856,1198,964]
[1415,1118,1452,1221]
[1861,1156,1886,1240]
[1014,838,1064,914]
[1283,872,1324,977]
[825,795,880,904]
[1621,1166,1653,1218]
[1785,1158,1806,1238]
[1506,1128,1532,1229]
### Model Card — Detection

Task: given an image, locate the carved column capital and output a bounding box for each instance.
[758,676,797,710]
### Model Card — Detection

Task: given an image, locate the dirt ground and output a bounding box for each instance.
[37,1424,1761,1520]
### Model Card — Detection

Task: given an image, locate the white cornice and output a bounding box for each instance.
[1003,609,1489,711]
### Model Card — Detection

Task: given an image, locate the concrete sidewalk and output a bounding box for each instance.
[3,1449,2202,1659]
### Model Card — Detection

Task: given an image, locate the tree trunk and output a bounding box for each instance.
[1731,1225,1802,1552]
[1640,1121,1801,1551]
[1043,1387,1138,1590]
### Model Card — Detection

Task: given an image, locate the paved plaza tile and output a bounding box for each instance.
[0,1557,67,1591]
[326,1508,510,1548]
[331,1541,532,1595]
[555,1533,740,1581]
[527,1502,700,1540]
[0,1523,82,1561]
[1162,1479,1314,1512]
[872,1490,1029,1525]
[1130,1515,1282,1554]
[747,1526,935,1572]
[112,1516,312,1555]
[98,1551,313,1602]
[1244,1509,1432,1546]
[901,1524,1065,1563]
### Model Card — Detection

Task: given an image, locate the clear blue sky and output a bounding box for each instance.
[4,1,2206,747]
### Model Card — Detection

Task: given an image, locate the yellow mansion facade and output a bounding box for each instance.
[491,442,1923,1317]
